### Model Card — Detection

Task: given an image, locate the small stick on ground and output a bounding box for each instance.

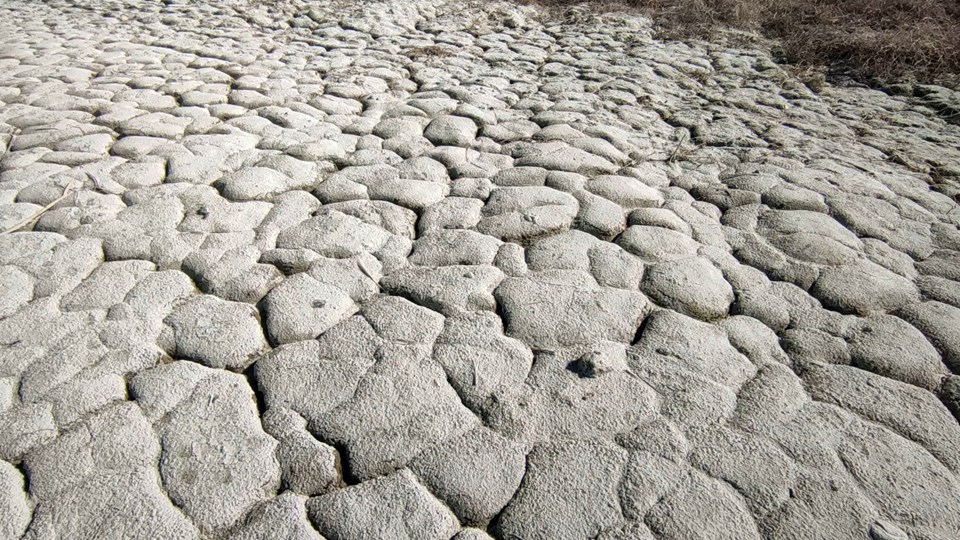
[667,132,688,162]
[87,171,108,193]
[86,171,123,195]
[1,178,84,235]
[1,128,19,157]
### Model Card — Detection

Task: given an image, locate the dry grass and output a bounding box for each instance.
[406,45,457,58]
[531,0,960,86]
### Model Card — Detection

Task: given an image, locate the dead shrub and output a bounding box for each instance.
[528,0,960,85]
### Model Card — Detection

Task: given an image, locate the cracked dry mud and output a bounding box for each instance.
[1,0,960,539]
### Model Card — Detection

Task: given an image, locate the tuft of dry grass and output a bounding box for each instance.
[406,45,457,59]
[530,0,960,86]
[784,64,827,93]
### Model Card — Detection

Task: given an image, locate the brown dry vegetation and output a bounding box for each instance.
[531,0,960,86]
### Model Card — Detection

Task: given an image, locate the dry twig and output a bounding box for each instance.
[1,178,84,235]
[667,131,688,162]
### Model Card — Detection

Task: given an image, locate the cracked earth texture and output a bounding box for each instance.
[1,0,960,539]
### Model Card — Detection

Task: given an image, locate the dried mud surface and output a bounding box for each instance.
[2,1,960,539]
